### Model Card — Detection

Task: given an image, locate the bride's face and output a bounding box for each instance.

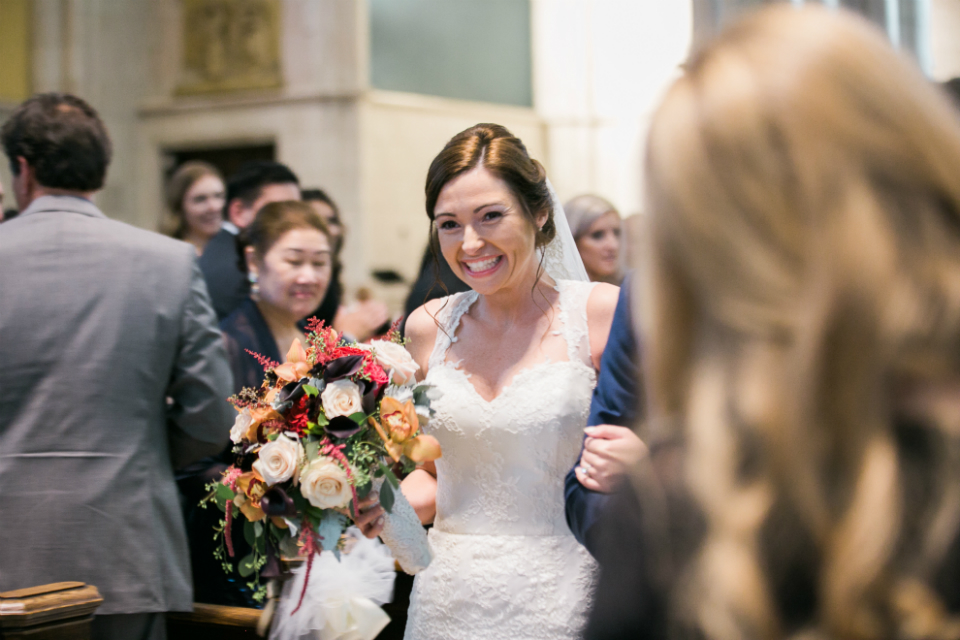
[434,166,547,296]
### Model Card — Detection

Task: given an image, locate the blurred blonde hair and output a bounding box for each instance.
[642,5,960,638]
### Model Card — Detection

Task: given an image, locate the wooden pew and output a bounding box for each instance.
[0,582,102,640]
[167,570,414,639]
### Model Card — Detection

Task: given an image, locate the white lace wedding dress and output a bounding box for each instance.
[404,280,599,640]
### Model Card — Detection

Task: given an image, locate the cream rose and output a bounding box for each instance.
[320,379,363,419]
[300,458,353,509]
[252,434,302,486]
[230,409,253,444]
[369,340,420,385]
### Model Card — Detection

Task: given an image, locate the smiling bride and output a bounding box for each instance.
[401,124,619,639]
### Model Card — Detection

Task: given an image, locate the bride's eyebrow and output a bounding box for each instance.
[473,202,504,213]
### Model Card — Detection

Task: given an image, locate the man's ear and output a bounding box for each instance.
[227,199,246,228]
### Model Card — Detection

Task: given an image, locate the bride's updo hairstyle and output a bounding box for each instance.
[425,124,556,253]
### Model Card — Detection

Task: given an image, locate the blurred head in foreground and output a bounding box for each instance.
[642,5,960,638]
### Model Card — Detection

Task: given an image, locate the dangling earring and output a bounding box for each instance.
[248,272,259,297]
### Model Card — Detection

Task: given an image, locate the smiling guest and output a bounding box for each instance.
[222,200,334,393]
[180,200,334,607]
[161,161,226,254]
[564,194,624,284]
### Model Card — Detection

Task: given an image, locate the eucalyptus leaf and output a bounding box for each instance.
[244,521,256,547]
[305,440,321,461]
[318,511,347,552]
[253,521,263,537]
[380,480,395,514]
[238,553,257,578]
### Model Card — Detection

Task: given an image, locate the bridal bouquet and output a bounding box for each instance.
[206,319,440,603]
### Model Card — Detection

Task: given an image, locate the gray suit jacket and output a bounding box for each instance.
[0,195,234,614]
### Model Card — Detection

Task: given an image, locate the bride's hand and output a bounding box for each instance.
[354,491,386,539]
[575,425,647,494]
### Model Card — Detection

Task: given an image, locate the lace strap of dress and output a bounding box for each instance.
[427,290,480,370]
[556,280,598,368]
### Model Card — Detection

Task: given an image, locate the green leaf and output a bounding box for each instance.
[305,440,321,461]
[348,411,367,424]
[243,520,256,547]
[380,463,400,489]
[315,412,330,427]
[303,384,319,397]
[238,553,257,578]
[380,480,396,514]
[253,521,263,537]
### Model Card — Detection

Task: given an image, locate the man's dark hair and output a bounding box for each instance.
[1,93,112,191]
[224,161,299,212]
[301,188,341,219]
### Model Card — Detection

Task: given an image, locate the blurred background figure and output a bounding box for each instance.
[198,161,300,320]
[180,200,334,608]
[225,200,333,391]
[302,187,390,341]
[564,194,624,284]
[302,188,345,328]
[161,161,226,255]
[587,6,960,639]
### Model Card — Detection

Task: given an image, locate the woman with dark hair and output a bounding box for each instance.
[587,6,960,639]
[161,161,225,255]
[400,124,619,639]
[182,201,385,607]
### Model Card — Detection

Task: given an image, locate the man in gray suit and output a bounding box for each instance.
[0,94,234,639]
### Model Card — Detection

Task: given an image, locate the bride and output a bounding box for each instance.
[402,124,619,639]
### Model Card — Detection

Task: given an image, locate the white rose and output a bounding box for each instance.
[300,458,353,509]
[369,340,420,385]
[320,379,363,418]
[230,409,253,444]
[252,434,302,486]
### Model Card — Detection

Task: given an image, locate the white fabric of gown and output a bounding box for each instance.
[404,280,599,640]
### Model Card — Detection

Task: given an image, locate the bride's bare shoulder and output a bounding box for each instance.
[404,297,449,376]
[586,282,620,370]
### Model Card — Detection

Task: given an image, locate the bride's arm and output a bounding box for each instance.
[402,462,437,525]
[400,301,443,525]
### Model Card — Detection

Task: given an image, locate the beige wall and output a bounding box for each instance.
[931,0,960,80]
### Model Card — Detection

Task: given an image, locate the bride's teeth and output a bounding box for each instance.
[466,257,499,273]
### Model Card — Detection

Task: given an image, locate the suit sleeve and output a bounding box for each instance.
[565,273,642,554]
[166,260,235,465]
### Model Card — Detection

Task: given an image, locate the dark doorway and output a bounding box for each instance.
[163,143,276,182]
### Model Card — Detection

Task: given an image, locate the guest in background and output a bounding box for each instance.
[586,6,960,638]
[301,188,344,329]
[0,93,233,640]
[564,194,623,284]
[199,161,300,320]
[160,161,225,255]
[301,187,390,341]
[222,200,335,392]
